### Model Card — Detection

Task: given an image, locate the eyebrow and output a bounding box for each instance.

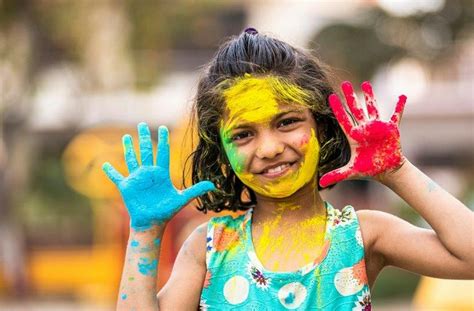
[229,109,305,130]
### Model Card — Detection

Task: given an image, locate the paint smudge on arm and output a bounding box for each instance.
[121,293,128,300]
[138,258,158,277]
[427,179,438,193]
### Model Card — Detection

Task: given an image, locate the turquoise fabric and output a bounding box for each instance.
[200,202,372,310]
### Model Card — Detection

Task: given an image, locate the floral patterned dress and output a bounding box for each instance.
[200,202,371,310]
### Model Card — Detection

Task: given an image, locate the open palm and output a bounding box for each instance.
[319,81,407,187]
[103,123,215,230]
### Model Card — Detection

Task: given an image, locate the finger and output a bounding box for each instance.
[102,162,124,185]
[390,95,407,126]
[123,134,139,173]
[181,181,216,202]
[138,122,154,166]
[319,167,352,188]
[329,94,354,135]
[156,125,170,169]
[361,81,379,120]
[342,81,366,123]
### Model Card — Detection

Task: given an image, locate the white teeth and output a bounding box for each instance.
[265,163,290,174]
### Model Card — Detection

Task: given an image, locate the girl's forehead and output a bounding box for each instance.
[221,75,311,126]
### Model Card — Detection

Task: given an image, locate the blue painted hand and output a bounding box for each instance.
[102,123,215,231]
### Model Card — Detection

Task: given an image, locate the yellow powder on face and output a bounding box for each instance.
[239,128,320,198]
[220,75,320,198]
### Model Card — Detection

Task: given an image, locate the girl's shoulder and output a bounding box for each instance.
[184,221,209,259]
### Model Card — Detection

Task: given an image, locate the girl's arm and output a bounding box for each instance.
[118,222,208,310]
[102,123,214,309]
[361,161,474,279]
[156,223,208,309]
[118,225,164,309]
[323,82,473,279]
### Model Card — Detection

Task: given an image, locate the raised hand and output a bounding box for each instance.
[102,123,215,231]
[319,81,407,187]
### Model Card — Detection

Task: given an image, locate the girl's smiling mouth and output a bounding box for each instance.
[259,161,298,179]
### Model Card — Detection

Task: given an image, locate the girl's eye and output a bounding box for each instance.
[278,118,301,128]
[231,131,251,142]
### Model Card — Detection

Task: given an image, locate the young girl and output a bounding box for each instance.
[103,29,473,310]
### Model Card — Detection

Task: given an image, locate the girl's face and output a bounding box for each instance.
[220,75,320,198]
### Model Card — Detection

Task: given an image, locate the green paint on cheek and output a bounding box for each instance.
[220,128,246,174]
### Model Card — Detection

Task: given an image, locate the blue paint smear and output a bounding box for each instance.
[153,238,161,247]
[138,258,158,277]
[121,293,127,300]
[131,240,139,247]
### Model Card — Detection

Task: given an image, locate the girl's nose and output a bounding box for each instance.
[255,138,285,159]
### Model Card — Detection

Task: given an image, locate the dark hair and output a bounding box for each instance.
[189,30,350,213]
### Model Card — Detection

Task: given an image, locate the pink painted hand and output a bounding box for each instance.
[319,81,407,187]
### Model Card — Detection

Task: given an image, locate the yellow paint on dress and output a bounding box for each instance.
[253,204,327,271]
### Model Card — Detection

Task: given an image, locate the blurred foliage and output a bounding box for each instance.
[19,144,93,247]
[312,0,474,84]
[125,0,244,88]
[0,0,244,89]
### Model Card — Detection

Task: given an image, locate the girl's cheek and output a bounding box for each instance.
[300,130,320,164]
[298,133,310,149]
[223,141,247,174]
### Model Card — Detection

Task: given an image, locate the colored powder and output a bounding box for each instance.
[342,81,365,121]
[220,127,246,174]
[427,180,438,192]
[130,240,139,247]
[321,84,405,187]
[220,77,320,197]
[128,276,135,281]
[221,74,311,131]
[351,121,402,175]
[121,293,127,300]
[137,258,158,277]
[361,81,379,119]
[220,74,312,178]
[253,202,327,271]
[328,94,353,135]
[237,129,320,198]
[153,238,161,247]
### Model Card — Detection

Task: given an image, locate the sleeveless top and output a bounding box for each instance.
[199,202,372,310]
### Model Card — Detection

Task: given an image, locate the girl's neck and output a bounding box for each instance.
[252,181,326,225]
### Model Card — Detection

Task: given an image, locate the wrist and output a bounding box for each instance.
[375,157,410,186]
[130,222,166,237]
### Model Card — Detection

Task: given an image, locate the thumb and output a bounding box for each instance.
[319,167,352,188]
[181,181,216,202]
